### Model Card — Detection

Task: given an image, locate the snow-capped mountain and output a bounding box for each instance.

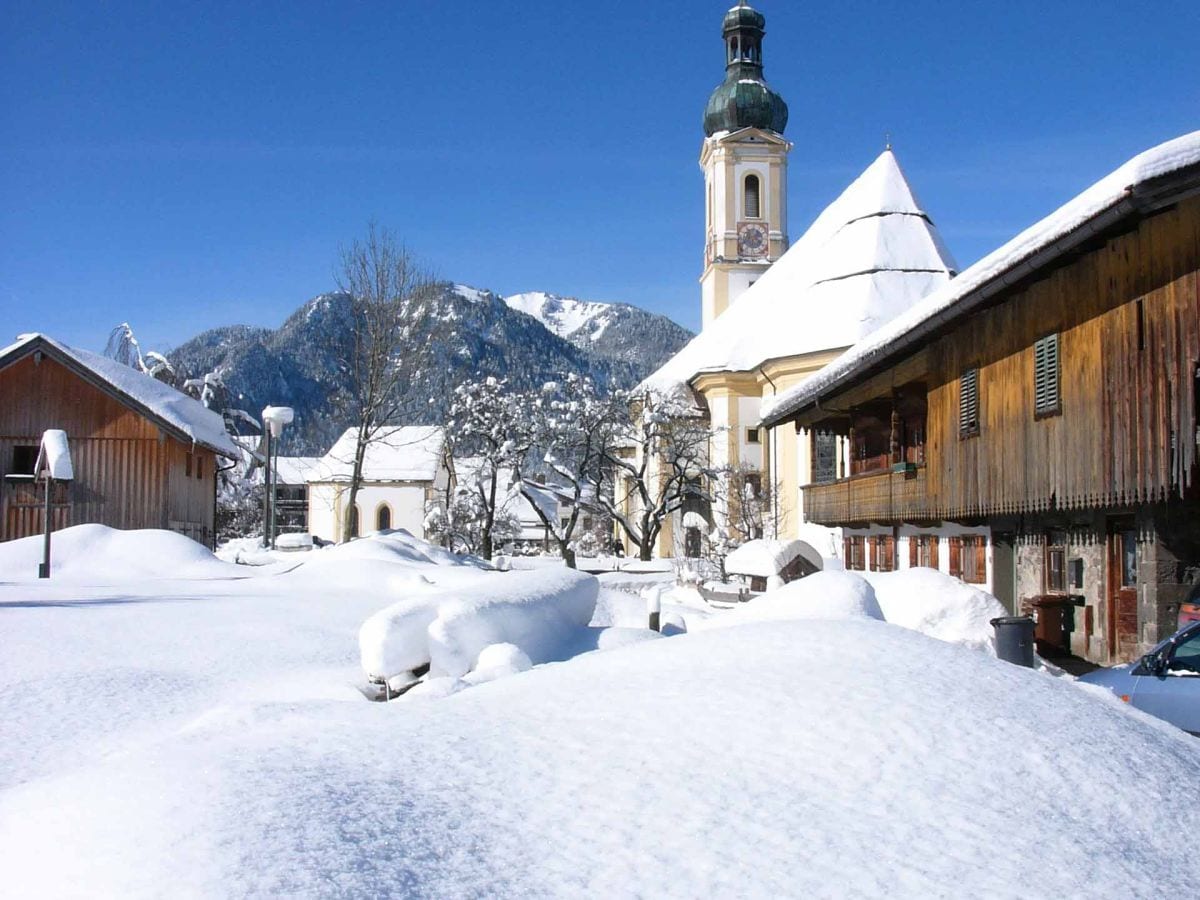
[168,283,692,454]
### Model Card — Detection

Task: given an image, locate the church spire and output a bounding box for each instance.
[703,4,788,137]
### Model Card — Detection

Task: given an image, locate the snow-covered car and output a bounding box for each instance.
[1079,620,1200,735]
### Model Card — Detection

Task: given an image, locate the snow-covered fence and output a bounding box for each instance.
[427,569,598,678]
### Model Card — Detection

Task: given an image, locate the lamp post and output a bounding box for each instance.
[35,429,73,579]
[261,406,294,549]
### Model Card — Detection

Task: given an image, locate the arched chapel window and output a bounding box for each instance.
[376,504,391,532]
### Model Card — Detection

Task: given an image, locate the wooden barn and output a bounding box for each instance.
[762,131,1200,664]
[0,333,239,548]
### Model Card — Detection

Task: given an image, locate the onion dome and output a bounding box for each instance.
[703,3,788,137]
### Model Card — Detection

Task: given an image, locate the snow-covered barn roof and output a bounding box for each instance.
[725,538,821,578]
[761,129,1200,428]
[311,425,447,483]
[0,333,239,459]
[642,149,956,392]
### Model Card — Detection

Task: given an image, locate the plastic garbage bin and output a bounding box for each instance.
[991,615,1036,668]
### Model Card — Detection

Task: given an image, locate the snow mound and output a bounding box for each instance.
[3,616,1196,895]
[716,571,884,624]
[462,643,533,686]
[0,524,239,581]
[864,568,1007,653]
[428,569,598,677]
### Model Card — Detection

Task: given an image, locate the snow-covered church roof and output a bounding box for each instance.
[642,149,956,391]
[0,332,239,459]
[311,425,447,483]
[761,129,1200,428]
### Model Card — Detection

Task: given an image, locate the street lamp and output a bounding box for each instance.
[261,406,294,549]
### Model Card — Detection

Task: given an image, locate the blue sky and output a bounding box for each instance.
[2,0,1198,352]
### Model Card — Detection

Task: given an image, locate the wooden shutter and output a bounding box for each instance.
[959,368,979,435]
[885,536,895,571]
[1034,334,1060,414]
[843,537,852,568]
[948,536,963,578]
[930,536,939,570]
[909,537,918,568]
[974,538,987,583]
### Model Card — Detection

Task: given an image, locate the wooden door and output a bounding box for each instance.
[1106,523,1139,662]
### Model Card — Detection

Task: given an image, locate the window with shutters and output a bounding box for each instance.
[744,174,761,219]
[1033,333,1061,416]
[959,368,979,437]
[870,535,896,572]
[843,535,866,571]
[909,534,939,569]
[949,535,987,584]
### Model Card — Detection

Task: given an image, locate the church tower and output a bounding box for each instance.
[699,2,791,328]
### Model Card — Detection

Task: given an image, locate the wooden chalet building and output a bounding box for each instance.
[762,131,1200,664]
[0,333,239,547]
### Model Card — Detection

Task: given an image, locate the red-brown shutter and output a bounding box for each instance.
[949,537,963,579]
[974,538,987,583]
[930,537,940,571]
[909,537,918,568]
[885,536,896,571]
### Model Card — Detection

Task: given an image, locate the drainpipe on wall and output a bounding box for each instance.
[757,367,779,537]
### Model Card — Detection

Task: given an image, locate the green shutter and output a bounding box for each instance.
[959,368,979,435]
[1034,334,1060,414]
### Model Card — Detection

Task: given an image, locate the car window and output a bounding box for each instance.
[1169,629,1200,673]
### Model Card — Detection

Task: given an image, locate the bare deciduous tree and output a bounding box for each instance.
[600,387,718,561]
[333,224,436,542]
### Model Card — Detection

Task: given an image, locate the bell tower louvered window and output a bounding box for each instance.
[744,174,761,218]
[1034,334,1060,416]
[959,367,979,437]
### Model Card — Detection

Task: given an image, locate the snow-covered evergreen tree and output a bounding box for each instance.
[104,323,176,382]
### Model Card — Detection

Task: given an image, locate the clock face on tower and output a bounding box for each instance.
[738,222,769,258]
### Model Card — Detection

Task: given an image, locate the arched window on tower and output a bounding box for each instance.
[744,174,761,219]
[376,504,391,532]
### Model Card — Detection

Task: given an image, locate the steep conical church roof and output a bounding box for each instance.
[643,149,956,390]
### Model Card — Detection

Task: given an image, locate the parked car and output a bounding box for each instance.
[1080,620,1200,735]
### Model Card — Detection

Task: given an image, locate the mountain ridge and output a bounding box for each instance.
[168,283,692,454]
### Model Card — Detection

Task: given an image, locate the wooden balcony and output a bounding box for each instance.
[802,465,930,526]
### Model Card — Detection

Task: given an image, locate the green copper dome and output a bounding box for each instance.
[703,3,788,137]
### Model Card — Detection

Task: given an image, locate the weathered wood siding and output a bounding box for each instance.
[0,354,216,544]
[924,195,1200,517]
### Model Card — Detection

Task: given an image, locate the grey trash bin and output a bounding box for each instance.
[990,615,1036,668]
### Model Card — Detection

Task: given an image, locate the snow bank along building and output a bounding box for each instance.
[762,132,1200,664]
[629,3,966,564]
[302,425,451,543]
[0,333,239,546]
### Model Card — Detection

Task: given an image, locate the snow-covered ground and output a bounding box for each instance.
[1,527,1196,897]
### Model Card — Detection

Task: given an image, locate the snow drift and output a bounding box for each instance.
[0,524,240,581]
[865,567,1007,653]
[713,570,885,624]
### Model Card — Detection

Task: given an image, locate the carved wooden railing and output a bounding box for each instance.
[802,466,929,525]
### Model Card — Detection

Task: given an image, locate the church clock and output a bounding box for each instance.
[738,222,769,258]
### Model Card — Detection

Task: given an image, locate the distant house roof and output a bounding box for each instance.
[761,129,1200,428]
[642,149,956,392]
[310,425,447,483]
[0,332,239,459]
[273,456,323,485]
